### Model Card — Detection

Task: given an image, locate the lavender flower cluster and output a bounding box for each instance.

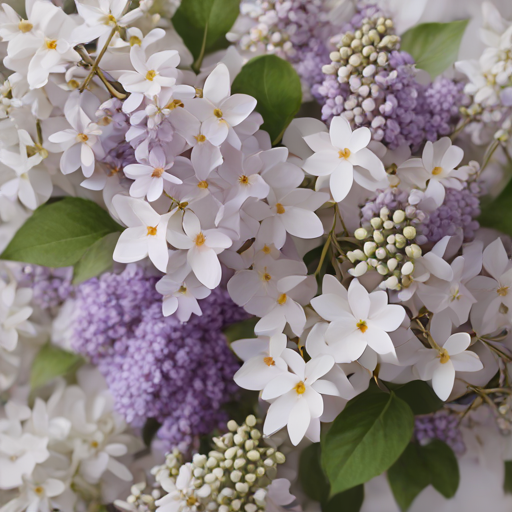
[414,410,466,455]
[70,264,247,450]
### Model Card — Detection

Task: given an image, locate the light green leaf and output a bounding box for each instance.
[401,20,469,79]
[387,443,431,511]
[172,0,240,71]
[1,198,122,267]
[322,486,364,512]
[422,440,459,498]
[389,380,444,416]
[322,389,414,495]
[232,55,302,145]
[31,343,83,390]
[73,231,120,285]
[299,443,330,503]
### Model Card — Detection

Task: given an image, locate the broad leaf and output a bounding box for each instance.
[299,443,330,503]
[142,418,162,447]
[387,443,431,511]
[504,461,512,494]
[323,486,364,512]
[479,173,512,236]
[172,0,240,70]
[391,380,443,415]
[232,55,302,145]
[73,231,120,284]
[422,440,459,498]
[31,343,83,390]
[401,20,469,79]
[322,389,414,495]
[223,317,258,343]
[1,198,122,267]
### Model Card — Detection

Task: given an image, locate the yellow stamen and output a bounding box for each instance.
[34,486,44,495]
[129,35,142,46]
[498,285,509,297]
[179,285,187,294]
[18,20,33,33]
[76,133,89,143]
[45,39,57,50]
[439,348,450,364]
[213,108,223,118]
[152,167,164,178]
[338,148,351,159]
[262,245,271,254]
[186,496,197,506]
[106,14,116,25]
[195,233,206,246]
[262,272,271,282]
[146,70,157,81]
[90,440,99,448]
[295,381,306,394]
[264,356,275,366]
[239,175,250,185]
[195,87,203,98]
[68,79,79,89]
[277,293,287,305]
[167,99,184,110]
[197,180,209,189]
[108,166,120,177]
[195,134,206,143]
[432,166,443,176]
[275,203,285,214]
[147,226,157,236]
[357,320,368,333]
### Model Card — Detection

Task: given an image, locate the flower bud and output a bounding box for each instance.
[387,258,398,271]
[364,241,377,256]
[376,247,387,259]
[373,230,385,243]
[354,228,368,240]
[401,261,414,276]
[370,217,382,229]
[383,220,394,230]
[377,264,388,275]
[403,226,416,240]
[393,210,405,224]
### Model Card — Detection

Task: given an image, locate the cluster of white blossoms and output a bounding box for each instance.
[0,366,141,512]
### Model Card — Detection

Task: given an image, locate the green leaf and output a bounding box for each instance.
[391,380,444,416]
[142,417,162,447]
[504,461,512,494]
[224,317,258,344]
[72,232,120,285]
[31,343,84,390]
[322,389,414,495]
[388,443,431,511]
[322,486,364,512]
[232,55,302,145]
[1,198,122,267]
[172,0,240,70]
[401,20,469,79]
[479,174,512,235]
[422,440,459,498]
[299,443,330,503]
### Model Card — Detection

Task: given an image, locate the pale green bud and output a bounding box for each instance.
[364,241,377,256]
[371,217,382,229]
[230,470,242,483]
[393,210,405,224]
[355,227,368,240]
[403,226,416,240]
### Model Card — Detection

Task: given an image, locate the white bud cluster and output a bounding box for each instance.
[115,481,162,512]
[322,14,400,140]
[153,416,285,512]
[348,205,427,290]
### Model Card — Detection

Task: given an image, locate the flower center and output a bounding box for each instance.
[195,233,206,246]
[262,272,271,282]
[68,79,79,89]
[264,356,275,366]
[195,87,203,98]
[275,203,285,214]
[18,20,33,33]
[498,285,509,297]
[146,70,157,81]
[179,285,187,294]
[295,381,306,395]
[186,496,197,507]
[213,108,223,119]
[45,39,57,50]
[432,166,443,176]
[76,133,89,143]
[106,14,117,25]
[34,486,44,495]
[147,226,157,236]
[167,99,184,110]
[195,134,206,143]
[439,348,450,364]
[152,167,164,178]
[129,35,142,46]
[197,180,209,189]
[357,320,368,333]
[277,293,287,305]
[262,245,271,254]
[90,440,99,448]
[239,175,250,185]
[338,148,351,159]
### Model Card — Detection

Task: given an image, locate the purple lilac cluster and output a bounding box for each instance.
[71,264,247,451]
[311,9,465,149]
[415,410,466,455]
[17,265,73,312]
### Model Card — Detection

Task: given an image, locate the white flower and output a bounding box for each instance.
[414,315,483,401]
[124,147,183,202]
[232,333,288,391]
[167,210,233,289]
[112,195,175,272]
[311,276,405,362]
[262,351,335,445]
[302,116,387,202]
[185,63,257,149]
[0,476,66,512]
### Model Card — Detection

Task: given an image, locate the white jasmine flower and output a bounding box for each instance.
[112,195,175,272]
[302,116,387,202]
[0,475,66,511]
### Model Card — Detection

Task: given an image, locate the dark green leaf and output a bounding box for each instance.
[479,174,512,235]
[72,231,120,284]
[142,418,162,447]
[232,55,302,145]
[391,380,444,416]
[422,440,459,498]
[388,443,431,511]
[31,343,84,390]
[323,485,364,512]
[1,198,122,267]
[299,443,330,502]
[322,389,414,495]
[224,317,258,344]
[504,461,512,494]
[172,0,240,70]
[401,20,469,79]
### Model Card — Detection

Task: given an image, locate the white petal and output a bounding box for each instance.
[287,397,311,445]
[432,361,455,401]
[443,332,471,355]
